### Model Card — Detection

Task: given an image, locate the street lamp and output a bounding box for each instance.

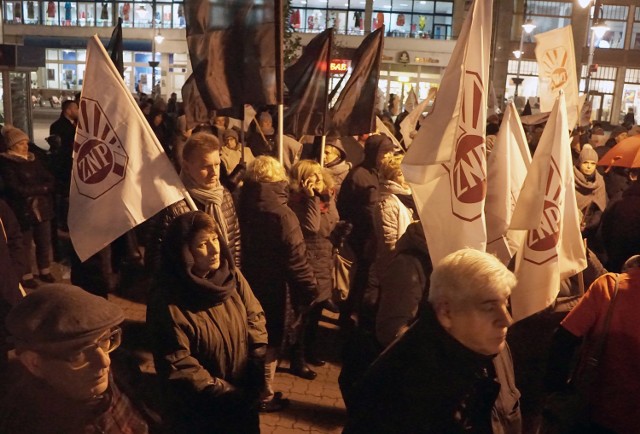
[514,17,536,98]
[148,6,163,99]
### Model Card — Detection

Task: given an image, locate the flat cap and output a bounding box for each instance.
[6,284,124,354]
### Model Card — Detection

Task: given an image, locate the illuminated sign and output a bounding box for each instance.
[329,59,351,74]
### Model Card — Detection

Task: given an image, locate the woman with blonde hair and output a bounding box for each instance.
[238,156,319,409]
[289,160,340,369]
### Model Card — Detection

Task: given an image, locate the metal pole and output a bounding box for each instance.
[514,30,525,98]
[585,0,604,95]
[275,0,284,165]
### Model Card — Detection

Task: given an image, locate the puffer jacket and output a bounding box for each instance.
[238,180,318,345]
[376,180,413,272]
[0,152,55,230]
[144,187,242,271]
[288,190,339,303]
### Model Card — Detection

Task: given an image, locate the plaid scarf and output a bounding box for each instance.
[86,378,149,434]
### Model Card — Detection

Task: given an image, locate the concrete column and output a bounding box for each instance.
[452,0,466,38]
[611,66,626,125]
[364,0,372,34]
[572,5,591,82]
[491,0,515,111]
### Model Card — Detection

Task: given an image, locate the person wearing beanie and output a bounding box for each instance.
[0,125,56,289]
[574,144,607,248]
[0,284,151,434]
[220,127,254,191]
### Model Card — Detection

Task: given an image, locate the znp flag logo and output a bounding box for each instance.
[73,98,128,199]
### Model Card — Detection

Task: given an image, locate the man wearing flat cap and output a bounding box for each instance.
[0,284,150,434]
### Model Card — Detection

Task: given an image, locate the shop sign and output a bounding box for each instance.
[398,51,410,64]
[329,59,351,75]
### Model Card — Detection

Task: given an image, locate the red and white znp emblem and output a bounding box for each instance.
[524,157,562,265]
[450,70,486,222]
[73,98,128,199]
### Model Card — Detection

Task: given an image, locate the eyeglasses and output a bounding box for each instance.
[48,327,122,369]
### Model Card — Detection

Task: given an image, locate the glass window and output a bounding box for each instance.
[328,0,348,9]
[346,10,365,35]
[59,1,77,26]
[24,1,40,24]
[158,3,172,28]
[78,2,95,26]
[393,1,413,13]
[594,5,629,50]
[412,13,434,39]
[389,12,411,36]
[413,1,435,14]
[97,2,112,27]
[522,1,573,42]
[118,2,133,27]
[43,1,60,25]
[134,2,153,28]
[173,3,185,28]
[632,8,640,49]
[434,1,453,14]
[6,1,24,23]
[328,10,347,33]
[372,11,389,31]
[305,9,326,32]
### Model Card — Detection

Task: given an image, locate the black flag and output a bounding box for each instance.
[330,27,384,136]
[181,74,210,130]
[283,28,332,138]
[106,17,124,78]
[184,0,276,110]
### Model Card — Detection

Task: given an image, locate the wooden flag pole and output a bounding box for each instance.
[319,136,326,166]
[319,30,333,168]
[275,0,284,165]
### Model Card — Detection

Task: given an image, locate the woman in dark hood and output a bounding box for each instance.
[146,211,268,433]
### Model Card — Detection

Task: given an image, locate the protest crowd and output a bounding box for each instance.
[1,0,640,433]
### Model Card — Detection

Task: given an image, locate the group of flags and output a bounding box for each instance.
[69,0,588,322]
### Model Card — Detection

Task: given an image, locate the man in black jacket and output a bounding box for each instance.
[344,249,521,434]
[49,99,78,231]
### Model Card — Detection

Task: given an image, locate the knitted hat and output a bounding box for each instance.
[1,125,29,149]
[6,284,124,355]
[258,111,272,123]
[579,144,598,164]
[223,128,239,141]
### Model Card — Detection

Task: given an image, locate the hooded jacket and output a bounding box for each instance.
[600,181,640,272]
[337,135,393,257]
[238,180,318,345]
[0,152,55,230]
[146,220,267,432]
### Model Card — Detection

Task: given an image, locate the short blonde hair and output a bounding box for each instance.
[428,249,516,306]
[289,159,335,193]
[378,154,404,182]
[245,156,288,183]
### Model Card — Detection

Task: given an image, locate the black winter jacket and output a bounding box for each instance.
[0,153,55,230]
[238,180,318,345]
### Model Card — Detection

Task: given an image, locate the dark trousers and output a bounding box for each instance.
[22,219,53,276]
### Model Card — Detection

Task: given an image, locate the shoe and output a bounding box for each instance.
[290,363,317,380]
[259,396,290,413]
[38,273,56,283]
[21,279,38,289]
[306,354,326,367]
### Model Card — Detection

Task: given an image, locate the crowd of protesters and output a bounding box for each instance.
[0,90,638,434]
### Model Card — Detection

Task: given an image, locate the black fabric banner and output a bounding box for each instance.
[283,28,332,138]
[330,27,384,136]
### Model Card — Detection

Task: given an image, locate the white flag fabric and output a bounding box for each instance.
[535,25,580,129]
[485,102,531,264]
[401,0,491,265]
[399,87,437,148]
[69,36,187,262]
[404,87,419,113]
[509,93,587,321]
[376,116,403,151]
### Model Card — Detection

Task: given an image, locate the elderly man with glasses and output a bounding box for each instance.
[0,284,152,434]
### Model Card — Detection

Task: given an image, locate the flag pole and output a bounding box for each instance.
[319,30,333,167]
[275,0,284,165]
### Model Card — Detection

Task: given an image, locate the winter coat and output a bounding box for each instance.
[345,306,521,434]
[573,166,607,237]
[375,180,413,274]
[324,139,351,193]
[0,152,55,230]
[144,188,242,271]
[238,180,318,345]
[288,190,339,303]
[0,199,27,306]
[600,181,640,272]
[337,137,386,260]
[49,115,76,195]
[376,222,430,347]
[146,238,267,433]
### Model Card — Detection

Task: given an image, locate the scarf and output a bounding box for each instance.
[184,256,236,306]
[573,166,607,212]
[180,170,229,242]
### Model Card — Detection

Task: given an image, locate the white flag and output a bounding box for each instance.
[485,102,531,264]
[401,0,491,265]
[404,87,419,113]
[69,36,187,262]
[535,25,580,129]
[399,87,437,148]
[509,93,587,321]
[375,116,403,151]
